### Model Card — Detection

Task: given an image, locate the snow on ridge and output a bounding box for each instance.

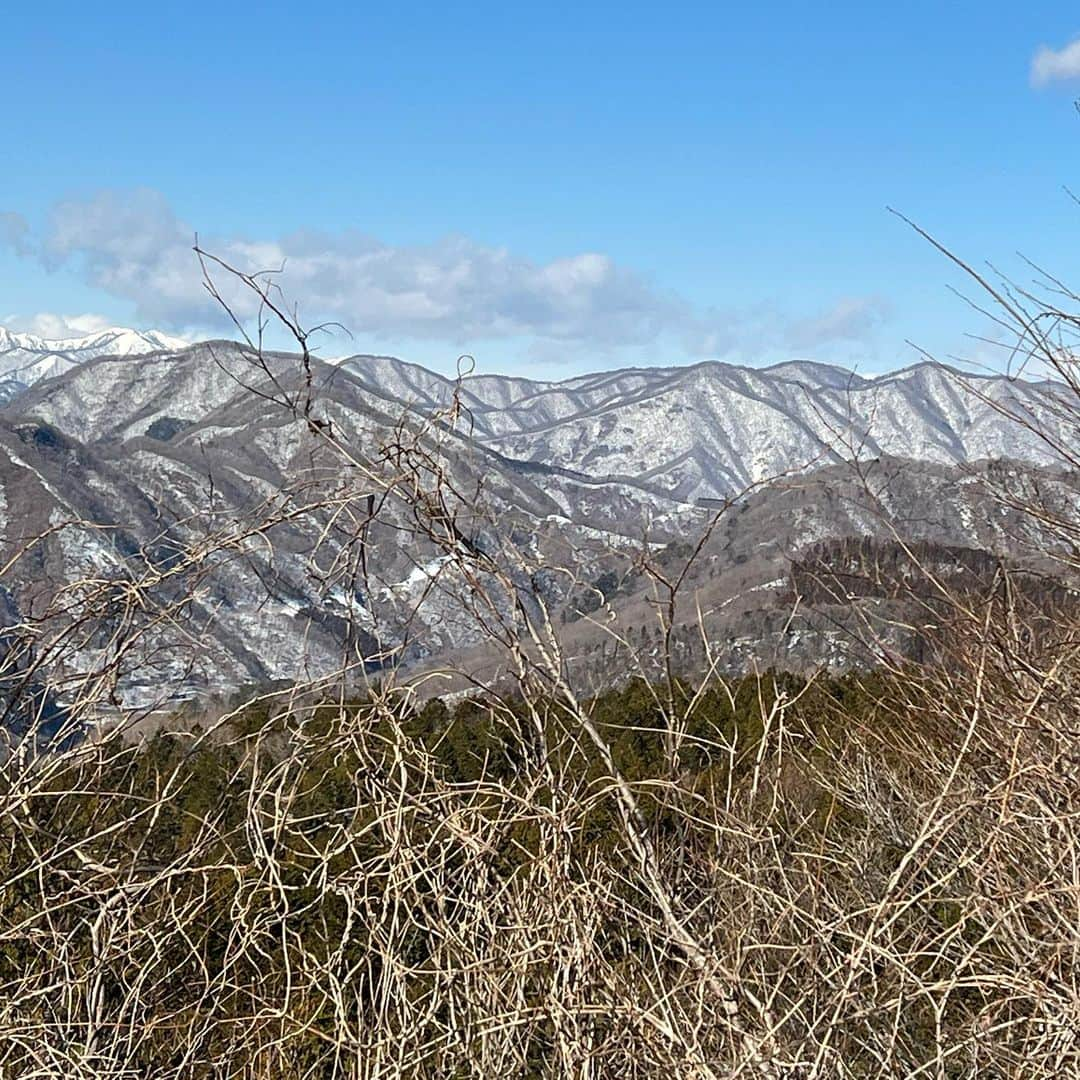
[0,325,188,356]
[0,325,190,392]
[3,329,1072,505]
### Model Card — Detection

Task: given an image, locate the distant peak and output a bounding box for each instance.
[0,325,189,355]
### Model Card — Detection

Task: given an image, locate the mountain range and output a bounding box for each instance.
[340,353,1069,502]
[2,325,1070,501]
[0,327,1075,708]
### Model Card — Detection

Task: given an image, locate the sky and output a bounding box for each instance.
[4,2,1080,378]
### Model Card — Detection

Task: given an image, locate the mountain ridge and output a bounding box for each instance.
[2,327,1069,503]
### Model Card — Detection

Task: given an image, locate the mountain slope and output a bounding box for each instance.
[0,342,701,705]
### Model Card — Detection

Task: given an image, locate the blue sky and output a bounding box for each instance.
[4,2,1080,377]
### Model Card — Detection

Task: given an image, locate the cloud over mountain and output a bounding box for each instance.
[3,189,891,360]
[2,312,116,340]
[785,296,892,350]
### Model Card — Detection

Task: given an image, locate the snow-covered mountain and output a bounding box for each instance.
[341,355,1072,501]
[0,325,188,402]
[3,327,1071,503]
[1,334,1078,705]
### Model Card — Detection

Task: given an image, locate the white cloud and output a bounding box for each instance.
[1031,36,1080,87]
[1,188,891,360]
[784,296,891,350]
[0,212,29,255]
[6,189,689,351]
[3,312,116,339]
